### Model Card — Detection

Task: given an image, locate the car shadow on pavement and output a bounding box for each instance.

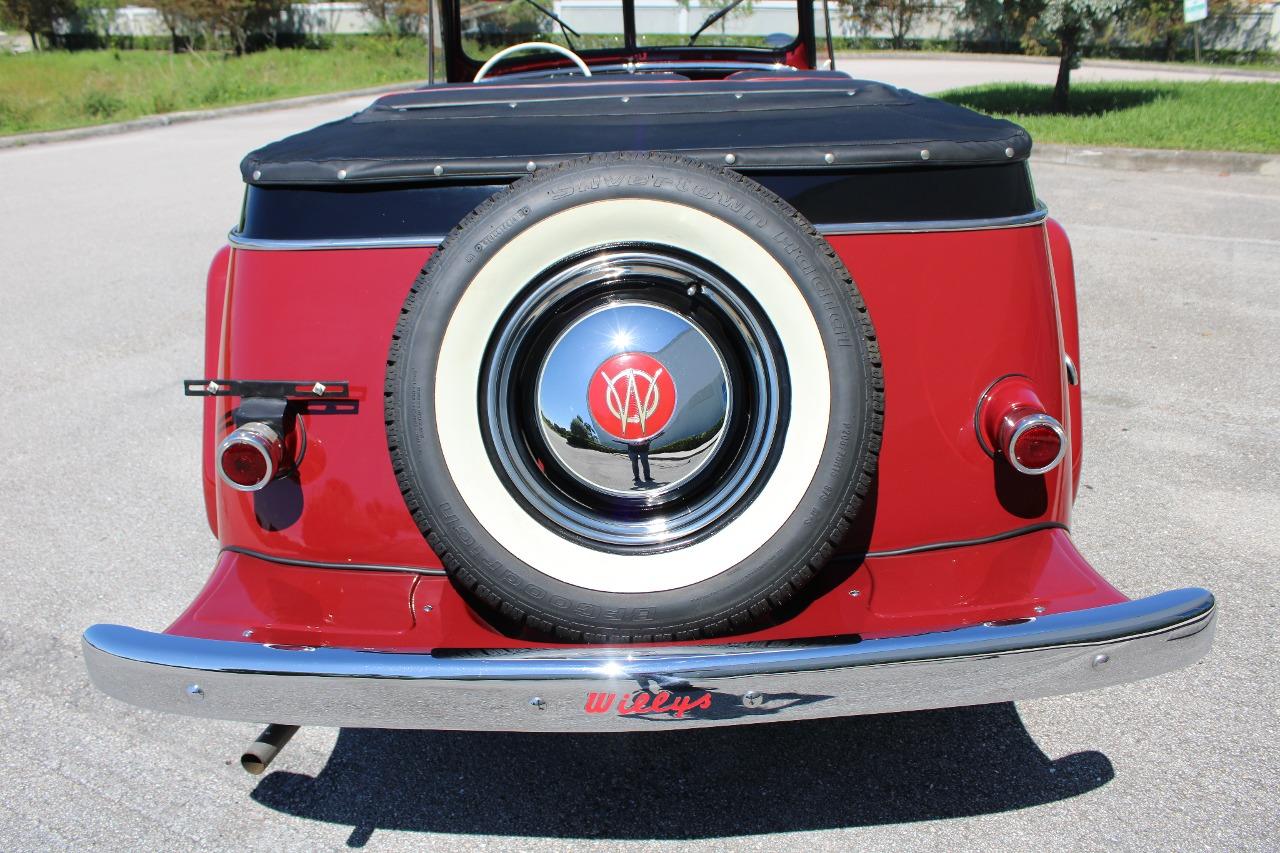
[250,702,1113,846]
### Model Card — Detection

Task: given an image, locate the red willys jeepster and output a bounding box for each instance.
[82,0,1214,772]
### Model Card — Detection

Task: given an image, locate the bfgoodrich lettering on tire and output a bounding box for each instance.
[386,152,883,642]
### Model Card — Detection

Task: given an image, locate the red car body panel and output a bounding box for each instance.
[168,528,1125,650]
[180,220,1123,650]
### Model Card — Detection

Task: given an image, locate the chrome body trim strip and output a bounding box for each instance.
[227,232,446,251]
[82,587,1214,732]
[227,207,1048,251]
[817,205,1048,236]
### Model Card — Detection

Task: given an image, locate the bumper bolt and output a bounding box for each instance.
[186,684,205,699]
[529,697,547,710]
[742,690,764,708]
[1092,653,1110,668]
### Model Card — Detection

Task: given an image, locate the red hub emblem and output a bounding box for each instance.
[588,352,677,442]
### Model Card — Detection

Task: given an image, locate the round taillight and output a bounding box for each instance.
[217,423,283,491]
[1006,413,1066,475]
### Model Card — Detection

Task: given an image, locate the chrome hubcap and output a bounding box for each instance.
[537,302,730,497]
[482,247,786,551]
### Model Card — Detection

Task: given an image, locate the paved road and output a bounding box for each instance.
[1,98,1277,850]
[835,53,1280,92]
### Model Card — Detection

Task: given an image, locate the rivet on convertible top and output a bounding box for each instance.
[336,169,347,180]
[433,165,445,176]
[724,153,737,165]
[824,152,836,164]
[526,161,537,172]
[251,169,261,181]
[1005,147,1015,158]
[920,149,931,160]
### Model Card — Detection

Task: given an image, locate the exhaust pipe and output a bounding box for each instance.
[240,724,299,775]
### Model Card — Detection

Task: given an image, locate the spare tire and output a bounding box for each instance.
[386,152,882,642]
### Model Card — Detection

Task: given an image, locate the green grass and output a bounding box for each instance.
[938,81,1280,154]
[0,38,429,136]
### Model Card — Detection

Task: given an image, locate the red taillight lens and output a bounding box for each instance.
[1012,422,1064,473]
[1001,413,1066,475]
[217,423,283,491]
[221,442,270,487]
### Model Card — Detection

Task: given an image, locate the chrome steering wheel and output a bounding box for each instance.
[474,42,593,82]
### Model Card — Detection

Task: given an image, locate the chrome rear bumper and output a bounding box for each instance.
[82,587,1215,732]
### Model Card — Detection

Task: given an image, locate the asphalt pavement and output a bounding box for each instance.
[0,94,1277,851]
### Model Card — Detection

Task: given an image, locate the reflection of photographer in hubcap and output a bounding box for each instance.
[626,438,659,488]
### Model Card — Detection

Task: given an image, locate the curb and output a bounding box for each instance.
[0,82,417,150]
[837,50,1280,81]
[1032,143,1280,177]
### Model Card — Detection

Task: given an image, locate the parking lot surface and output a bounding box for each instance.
[0,98,1276,850]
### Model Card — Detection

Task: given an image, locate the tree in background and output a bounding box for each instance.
[191,0,289,54]
[959,0,1042,50]
[1041,0,1129,110]
[73,0,119,45]
[1126,0,1234,61]
[838,0,937,50]
[2,0,76,49]
[962,0,1131,111]
[362,0,429,37]
[153,0,197,51]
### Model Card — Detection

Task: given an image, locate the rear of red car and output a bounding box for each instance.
[81,22,1212,749]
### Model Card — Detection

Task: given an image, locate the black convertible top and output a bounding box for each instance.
[241,74,1031,186]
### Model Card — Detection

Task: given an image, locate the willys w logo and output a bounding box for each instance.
[584,689,713,719]
[587,352,677,442]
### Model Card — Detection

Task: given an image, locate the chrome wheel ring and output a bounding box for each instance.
[483,247,787,550]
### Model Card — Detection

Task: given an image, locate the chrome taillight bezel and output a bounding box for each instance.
[216,422,284,491]
[1004,411,1067,476]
